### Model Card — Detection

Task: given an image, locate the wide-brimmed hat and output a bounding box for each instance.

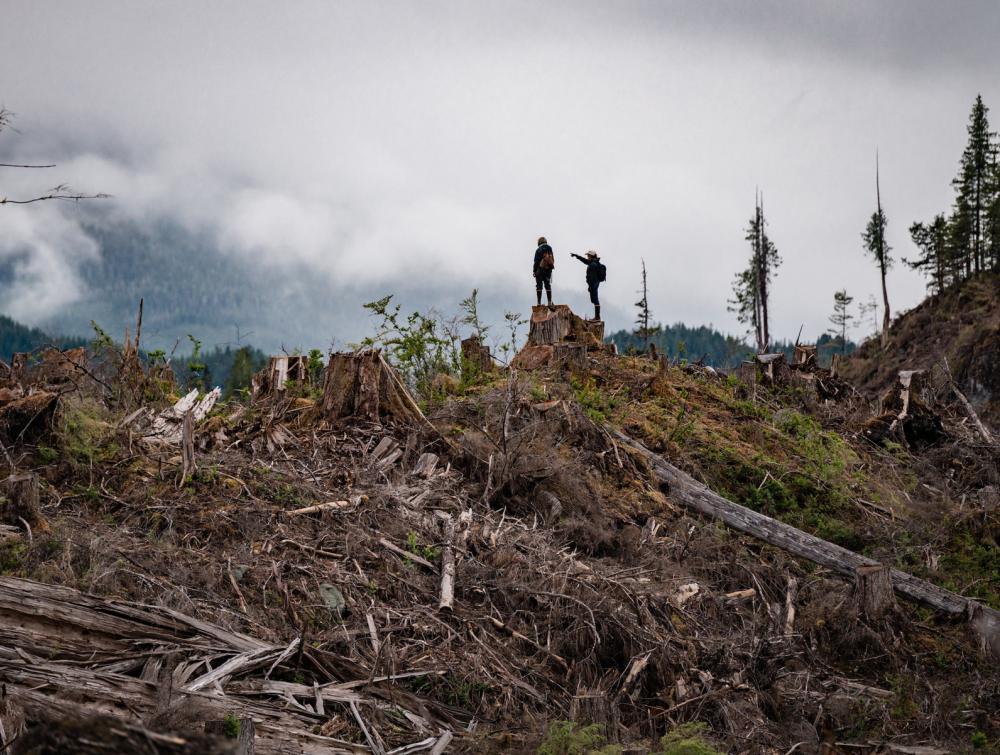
[586,250,599,259]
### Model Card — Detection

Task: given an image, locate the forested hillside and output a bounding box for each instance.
[0,315,84,362]
[607,324,855,368]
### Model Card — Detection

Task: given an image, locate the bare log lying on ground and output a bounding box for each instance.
[942,357,995,445]
[612,429,1000,656]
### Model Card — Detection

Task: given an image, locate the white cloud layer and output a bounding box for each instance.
[1,0,999,343]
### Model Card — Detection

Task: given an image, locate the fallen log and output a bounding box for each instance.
[283,500,352,517]
[612,430,1000,656]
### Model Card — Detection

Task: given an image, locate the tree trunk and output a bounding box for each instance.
[1,472,41,527]
[853,564,897,621]
[880,262,891,349]
[320,351,428,427]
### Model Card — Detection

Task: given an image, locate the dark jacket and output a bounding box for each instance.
[572,253,603,288]
[533,244,553,276]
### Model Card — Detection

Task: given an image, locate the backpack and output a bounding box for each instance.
[539,247,555,270]
[595,262,607,282]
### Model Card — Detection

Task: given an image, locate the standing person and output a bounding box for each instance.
[533,236,555,308]
[571,250,606,320]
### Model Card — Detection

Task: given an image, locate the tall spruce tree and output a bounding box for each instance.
[728,191,780,352]
[951,95,997,274]
[907,214,951,294]
[862,154,892,346]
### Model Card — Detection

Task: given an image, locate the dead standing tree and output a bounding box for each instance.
[0,107,109,206]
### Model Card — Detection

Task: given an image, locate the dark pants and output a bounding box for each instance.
[535,270,552,295]
[588,284,600,305]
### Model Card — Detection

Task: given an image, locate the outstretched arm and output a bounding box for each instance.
[570,253,587,263]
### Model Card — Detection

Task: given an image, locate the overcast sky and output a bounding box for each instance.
[2,0,999,346]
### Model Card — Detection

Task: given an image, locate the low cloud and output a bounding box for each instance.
[1,1,997,348]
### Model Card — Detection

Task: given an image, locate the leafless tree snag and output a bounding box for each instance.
[1,107,109,206]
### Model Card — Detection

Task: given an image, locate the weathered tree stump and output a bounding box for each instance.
[205,716,255,754]
[527,305,602,348]
[852,564,898,621]
[2,472,41,527]
[876,370,946,448]
[569,689,619,743]
[320,351,426,425]
[460,336,494,377]
[793,344,817,367]
[755,353,790,384]
[251,355,310,398]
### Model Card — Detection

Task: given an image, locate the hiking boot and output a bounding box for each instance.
[536,290,542,307]
[546,291,554,310]
[594,305,601,321]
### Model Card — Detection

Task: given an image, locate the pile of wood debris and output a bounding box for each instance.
[1,329,998,753]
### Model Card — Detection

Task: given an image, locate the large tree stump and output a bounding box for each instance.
[755,353,790,384]
[852,564,898,621]
[875,370,946,448]
[205,716,255,754]
[2,472,41,527]
[569,689,619,743]
[250,355,310,398]
[527,305,602,348]
[320,351,426,426]
[460,336,494,378]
